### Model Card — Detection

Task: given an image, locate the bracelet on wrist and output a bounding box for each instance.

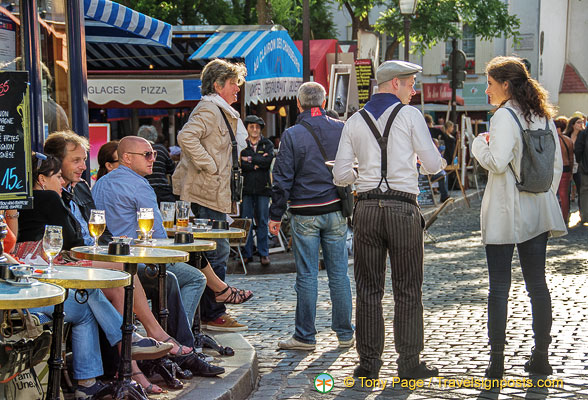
[4,212,19,219]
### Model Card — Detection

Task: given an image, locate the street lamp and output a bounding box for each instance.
[399,0,418,61]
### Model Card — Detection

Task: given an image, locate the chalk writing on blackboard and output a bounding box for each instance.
[0,70,33,209]
[417,174,435,206]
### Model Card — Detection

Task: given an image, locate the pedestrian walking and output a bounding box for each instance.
[269,82,354,351]
[471,56,567,379]
[240,115,274,265]
[333,60,445,380]
[574,126,588,224]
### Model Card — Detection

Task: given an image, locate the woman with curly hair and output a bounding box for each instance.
[472,56,567,380]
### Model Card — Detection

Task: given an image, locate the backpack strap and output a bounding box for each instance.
[504,107,523,185]
[358,104,405,190]
[299,120,329,163]
[217,106,240,173]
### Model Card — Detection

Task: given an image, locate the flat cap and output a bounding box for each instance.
[376,60,423,85]
[243,115,265,128]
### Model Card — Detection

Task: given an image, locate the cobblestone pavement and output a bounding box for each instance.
[225,199,588,399]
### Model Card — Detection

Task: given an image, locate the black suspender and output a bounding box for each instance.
[358,103,405,190]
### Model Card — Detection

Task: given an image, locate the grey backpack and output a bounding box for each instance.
[505,108,555,193]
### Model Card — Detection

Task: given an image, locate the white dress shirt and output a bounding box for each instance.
[333,102,445,195]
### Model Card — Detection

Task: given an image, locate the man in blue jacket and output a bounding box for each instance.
[269,82,354,350]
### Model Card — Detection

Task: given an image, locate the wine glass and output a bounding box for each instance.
[88,209,106,252]
[137,208,154,243]
[43,225,63,274]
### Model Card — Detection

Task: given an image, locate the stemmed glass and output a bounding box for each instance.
[88,209,106,252]
[137,208,154,243]
[43,225,63,274]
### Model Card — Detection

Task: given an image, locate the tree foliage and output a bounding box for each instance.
[336,0,520,51]
[118,0,336,39]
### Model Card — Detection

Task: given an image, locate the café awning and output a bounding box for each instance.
[84,0,172,47]
[189,29,303,104]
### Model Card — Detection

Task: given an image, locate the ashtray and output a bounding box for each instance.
[211,220,229,230]
[108,237,132,255]
[174,231,194,244]
[9,265,35,283]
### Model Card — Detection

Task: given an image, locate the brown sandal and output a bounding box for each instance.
[215,286,253,304]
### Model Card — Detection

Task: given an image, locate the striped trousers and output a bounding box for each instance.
[353,189,425,372]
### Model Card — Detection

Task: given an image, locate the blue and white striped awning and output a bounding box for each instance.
[189,29,303,104]
[84,0,172,48]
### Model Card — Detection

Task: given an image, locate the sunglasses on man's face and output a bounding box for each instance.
[126,150,157,160]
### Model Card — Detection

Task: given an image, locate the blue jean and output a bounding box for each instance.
[137,265,200,347]
[31,289,122,380]
[485,232,552,347]
[191,204,230,321]
[290,211,354,344]
[166,262,206,327]
[241,195,270,258]
[431,171,449,200]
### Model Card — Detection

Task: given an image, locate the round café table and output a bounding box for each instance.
[0,281,66,310]
[33,265,130,400]
[166,227,246,240]
[131,239,216,330]
[71,246,188,400]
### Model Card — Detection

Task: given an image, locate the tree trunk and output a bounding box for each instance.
[343,2,370,40]
[257,0,273,25]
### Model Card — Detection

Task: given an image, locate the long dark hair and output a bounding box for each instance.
[563,116,581,137]
[97,140,119,180]
[486,56,556,123]
[32,153,61,185]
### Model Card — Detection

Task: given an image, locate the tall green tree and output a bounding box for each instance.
[118,0,336,39]
[336,0,520,53]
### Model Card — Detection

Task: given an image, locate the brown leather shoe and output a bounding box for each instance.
[260,256,270,265]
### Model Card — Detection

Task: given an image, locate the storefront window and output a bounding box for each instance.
[0,4,22,71]
[38,0,71,136]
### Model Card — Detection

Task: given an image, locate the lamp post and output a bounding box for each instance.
[399,0,418,61]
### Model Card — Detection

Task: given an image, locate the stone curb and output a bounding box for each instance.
[167,331,258,400]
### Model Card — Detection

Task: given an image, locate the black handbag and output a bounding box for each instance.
[218,107,243,203]
[299,121,354,218]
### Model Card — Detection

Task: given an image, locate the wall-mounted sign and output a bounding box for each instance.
[0,71,33,209]
[422,83,452,102]
[463,83,488,106]
[87,79,201,105]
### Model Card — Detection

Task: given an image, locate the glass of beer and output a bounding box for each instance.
[137,208,155,242]
[88,209,106,252]
[160,202,176,230]
[175,200,190,231]
[43,225,63,274]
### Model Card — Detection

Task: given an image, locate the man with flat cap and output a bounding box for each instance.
[333,60,446,380]
[240,115,274,265]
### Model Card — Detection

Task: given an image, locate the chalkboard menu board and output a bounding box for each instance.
[354,59,373,108]
[0,71,33,210]
[417,174,434,206]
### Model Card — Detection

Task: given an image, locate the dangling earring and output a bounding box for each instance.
[41,184,46,190]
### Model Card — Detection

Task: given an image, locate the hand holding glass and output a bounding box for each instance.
[88,209,106,251]
[43,225,63,273]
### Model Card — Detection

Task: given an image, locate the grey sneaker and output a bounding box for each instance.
[338,337,355,348]
[278,337,316,351]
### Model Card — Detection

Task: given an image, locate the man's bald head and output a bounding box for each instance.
[118,136,155,176]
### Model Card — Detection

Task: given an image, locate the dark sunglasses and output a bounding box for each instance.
[126,150,157,160]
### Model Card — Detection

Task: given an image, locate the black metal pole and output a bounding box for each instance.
[404,15,410,61]
[302,0,310,82]
[47,291,68,400]
[451,37,458,124]
[21,0,43,153]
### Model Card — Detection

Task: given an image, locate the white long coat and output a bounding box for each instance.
[471,100,567,244]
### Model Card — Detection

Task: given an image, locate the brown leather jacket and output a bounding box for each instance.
[173,100,238,214]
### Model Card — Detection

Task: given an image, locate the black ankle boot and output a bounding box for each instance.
[524,347,552,375]
[485,344,504,379]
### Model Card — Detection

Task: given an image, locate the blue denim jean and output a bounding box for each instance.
[241,195,270,258]
[137,265,200,348]
[191,204,230,321]
[431,171,449,200]
[166,262,206,326]
[31,289,122,379]
[485,232,552,347]
[290,211,354,344]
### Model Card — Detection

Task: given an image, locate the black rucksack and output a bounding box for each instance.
[505,108,555,193]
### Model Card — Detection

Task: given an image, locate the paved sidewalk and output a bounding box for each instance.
[226,198,588,399]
